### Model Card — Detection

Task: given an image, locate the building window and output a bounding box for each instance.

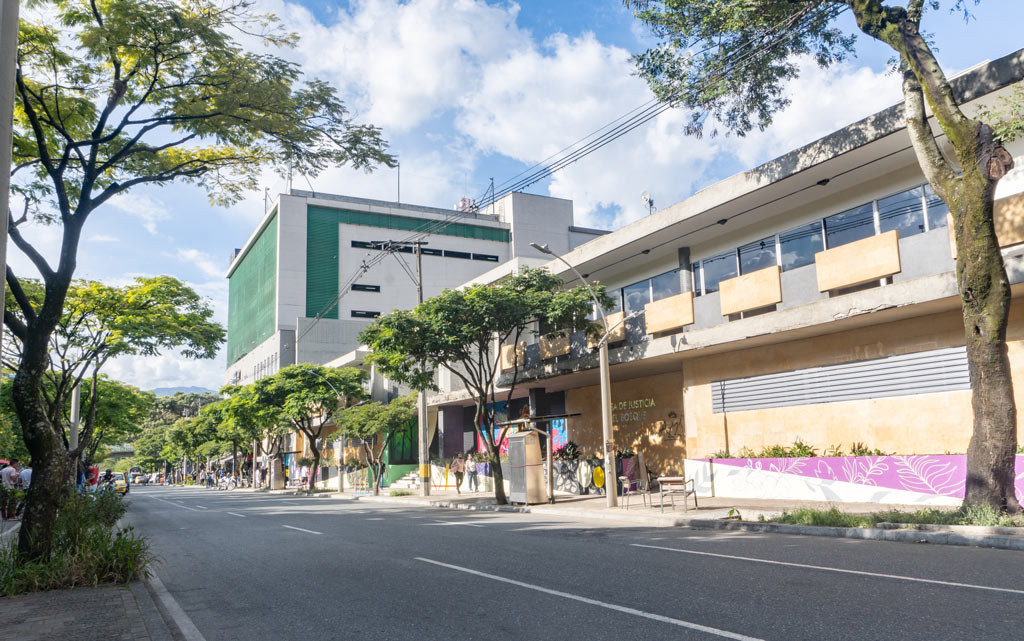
[352,284,381,292]
[421,248,444,256]
[824,203,875,249]
[351,310,380,319]
[878,186,925,238]
[738,236,778,274]
[651,270,682,302]
[601,288,622,315]
[701,251,738,294]
[444,250,471,259]
[623,280,651,314]
[351,240,380,250]
[691,262,702,296]
[779,221,824,271]
[472,253,500,262]
[924,183,949,230]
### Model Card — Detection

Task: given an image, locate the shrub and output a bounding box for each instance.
[615,446,635,459]
[0,493,151,596]
[553,441,581,461]
[850,442,890,457]
[389,489,412,497]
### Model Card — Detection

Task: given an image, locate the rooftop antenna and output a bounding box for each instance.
[642,190,655,216]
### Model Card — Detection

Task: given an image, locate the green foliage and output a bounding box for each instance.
[553,440,581,461]
[976,86,1024,143]
[0,493,150,596]
[615,446,636,459]
[768,505,1024,529]
[389,490,413,497]
[850,442,891,457]
[336,395,416,444]
[627,0,856,138]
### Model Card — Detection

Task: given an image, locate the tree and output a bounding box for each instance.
[76,377,153,465]
[361,267,606,505]
[2,275,221,557]
[251,365,367,490]
[336,394,417,496]
[628,0,1019,512]
[6,0,394,560]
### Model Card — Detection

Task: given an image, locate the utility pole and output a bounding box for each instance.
[0,1,21,365]
[374,238,430,495]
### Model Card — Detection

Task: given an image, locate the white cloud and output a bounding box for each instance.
[107,193,170,235]
[175,248,226,280]
[87,233,119,243]
[105,350,225,392]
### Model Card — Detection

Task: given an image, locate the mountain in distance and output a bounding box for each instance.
[152,386,217,397]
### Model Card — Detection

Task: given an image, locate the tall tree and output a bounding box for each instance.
[7,0,394,560]
[628,0,1019,512]
[361,267,606,505]
[251,365,367,490]
[335,394,417,496]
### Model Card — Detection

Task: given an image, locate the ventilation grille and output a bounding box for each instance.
[711,346,970,413]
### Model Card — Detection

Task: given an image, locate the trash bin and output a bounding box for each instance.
[507,431,545,504]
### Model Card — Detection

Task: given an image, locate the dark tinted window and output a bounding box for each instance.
[878,186,925,238]
[651,271,682,301]
[352,284,380,292]
[779,221,824,271]
[692,262,702,296]
[701,251,737,294]
[351,310,380,319]
[924,184,950,230]
[443,250,471,259]
[623,281,650,313]
[472,253,499,262]
[738,236,777,274]
[825,203,875,248]
[421,248,443,256]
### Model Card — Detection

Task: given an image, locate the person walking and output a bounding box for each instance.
[451,453,466,494]
[466,452,479,492]
[1,460,19,520]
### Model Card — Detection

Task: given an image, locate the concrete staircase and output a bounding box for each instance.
[388,470,422,490]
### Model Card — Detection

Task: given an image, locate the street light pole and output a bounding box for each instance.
[530,242,618,507]
[302,368,348,493]
[0,1,21,367]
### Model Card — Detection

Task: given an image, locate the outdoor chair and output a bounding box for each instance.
[618,451,654,509]
[658,475,698,513]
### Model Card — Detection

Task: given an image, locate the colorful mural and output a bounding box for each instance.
[706,455,1024,502]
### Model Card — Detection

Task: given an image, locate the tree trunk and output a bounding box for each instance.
[489,444,507,505]
[954,171,1020,511]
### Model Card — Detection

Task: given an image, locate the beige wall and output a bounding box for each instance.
[565,372,686,475]
[683,299,1024,458]
[995,192,1024,248]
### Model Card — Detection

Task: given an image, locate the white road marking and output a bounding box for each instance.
[430,520,484,528]
[416,557,763,641]
[227,512,246,518]
[282,525,322,535]
[148,496,200,511]
[194,505,208,510]
[147,574,208,641]
[366,517,385,520]
[631,544,1024,596]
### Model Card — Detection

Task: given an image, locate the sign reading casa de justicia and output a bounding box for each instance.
[611,397,656,424]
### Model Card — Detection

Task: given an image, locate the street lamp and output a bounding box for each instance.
[530,242,626,508]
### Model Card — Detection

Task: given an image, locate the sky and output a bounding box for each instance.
[9,0,1024,392]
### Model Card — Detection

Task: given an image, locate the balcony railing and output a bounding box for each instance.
[644,291,694,334]
[719,265,782,316]
[815,230,902,292]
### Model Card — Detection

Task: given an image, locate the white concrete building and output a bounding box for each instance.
[224,190,606,385]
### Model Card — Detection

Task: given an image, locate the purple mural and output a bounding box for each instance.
[710,455,1024,502]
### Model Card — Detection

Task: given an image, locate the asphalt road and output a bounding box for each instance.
[125,485,1024,641]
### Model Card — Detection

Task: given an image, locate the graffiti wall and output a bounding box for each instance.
[685,455,1024,506]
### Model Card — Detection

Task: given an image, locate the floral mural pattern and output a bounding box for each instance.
[711,455,1024,502]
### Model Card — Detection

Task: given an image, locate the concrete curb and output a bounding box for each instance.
[875,521,1024,536]
[681,519,1024,551]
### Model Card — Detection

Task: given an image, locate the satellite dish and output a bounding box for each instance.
[641,191,655,215]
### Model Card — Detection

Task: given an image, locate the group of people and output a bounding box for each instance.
[449,452,481,494]
[76,464,116,493]
[0,459,32,520]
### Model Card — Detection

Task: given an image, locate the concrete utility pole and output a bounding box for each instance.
[70,384,81,452]
[0,1,21,363]
[374,239,431,496]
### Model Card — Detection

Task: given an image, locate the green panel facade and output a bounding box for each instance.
[227,214,278,365]
[305,208,341,319]
[304,205,511,320]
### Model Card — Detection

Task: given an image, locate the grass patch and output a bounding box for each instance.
[763,504,1024,529]
[0,493,151,596]
[389,490,413,497]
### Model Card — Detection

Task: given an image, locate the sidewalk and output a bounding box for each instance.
[0,581,174,641]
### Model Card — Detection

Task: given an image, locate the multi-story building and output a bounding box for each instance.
[428,48,1024,476]
[224,190,607,386]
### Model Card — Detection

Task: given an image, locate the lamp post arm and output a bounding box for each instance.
[547,253,608,334]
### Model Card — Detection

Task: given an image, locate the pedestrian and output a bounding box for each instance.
[283,465,290,488]
[1,460,20,519]
[451,453,466,494]
[18,464,32,491]
[466,452,479,492]
[88,464,99,492]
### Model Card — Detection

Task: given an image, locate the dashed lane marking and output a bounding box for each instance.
[227,512,246,518]
[416,557,763,641]
[282,525,322,535]
[630,544,1024,596]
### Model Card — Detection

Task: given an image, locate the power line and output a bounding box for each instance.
[477,3,846,208]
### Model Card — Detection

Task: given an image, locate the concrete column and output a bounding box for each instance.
[677,247,692,293]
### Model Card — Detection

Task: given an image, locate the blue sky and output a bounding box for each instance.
[11,0,1024,391]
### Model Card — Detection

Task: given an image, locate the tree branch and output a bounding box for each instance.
[901,69,959,198]
[5,267,37,322]
[7,222,56,281]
